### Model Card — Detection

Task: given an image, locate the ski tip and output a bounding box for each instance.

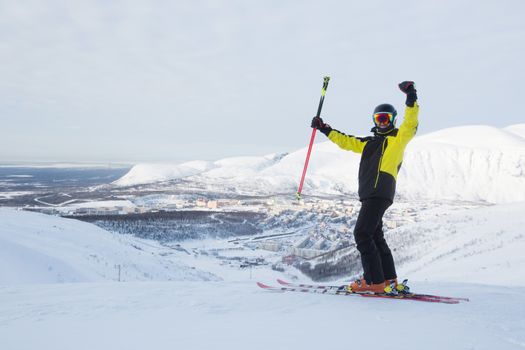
[276,278,291,286]
[256,282,272,289]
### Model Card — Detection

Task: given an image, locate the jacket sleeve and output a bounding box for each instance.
[397,103,419,146]
[327,129,368,154]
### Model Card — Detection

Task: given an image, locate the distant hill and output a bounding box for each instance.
[504,123,525,139]
[114,124,525,203]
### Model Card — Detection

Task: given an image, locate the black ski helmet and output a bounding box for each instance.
[372,103,397,127]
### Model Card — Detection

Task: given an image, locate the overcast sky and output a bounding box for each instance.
[1,0,524,163]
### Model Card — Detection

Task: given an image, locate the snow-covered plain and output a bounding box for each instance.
[1,201,525,349]
[114,124,525,203]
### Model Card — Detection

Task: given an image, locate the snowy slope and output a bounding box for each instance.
[1,202,524,349]
[0,280,524,350]
[114,154,287,187]
[504,123,525,139]
[3,201,524,287]
[0,203,525,349]
[399,125,525,203]
[114,124,525,203]
[392,201,525,287]
[0,209,217,284]
[114,160,216,186]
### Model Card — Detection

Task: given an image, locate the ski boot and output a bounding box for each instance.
[347,278,398,295]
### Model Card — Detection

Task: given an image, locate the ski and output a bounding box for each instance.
[257,282,459,304]
[275,279,469,303]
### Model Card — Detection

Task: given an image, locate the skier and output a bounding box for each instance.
[310,81,419,294]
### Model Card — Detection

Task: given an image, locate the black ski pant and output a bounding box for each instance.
[353,198,397,285]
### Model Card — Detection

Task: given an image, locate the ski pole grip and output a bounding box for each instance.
[316,76,330,118]
[321,76,330,97]
[323,76,330,89]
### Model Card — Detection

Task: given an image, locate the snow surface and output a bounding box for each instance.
[1,201,525,349]
[114,160,216,186]
[505,123,525,139]
[1,281,524,350]
[0,209,216,284]
[113,124,525,203]
[393,201,525,287]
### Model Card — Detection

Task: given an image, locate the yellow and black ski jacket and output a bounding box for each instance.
[324,104,419,202]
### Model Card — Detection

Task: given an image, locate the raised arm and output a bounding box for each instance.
[397,81,419,145]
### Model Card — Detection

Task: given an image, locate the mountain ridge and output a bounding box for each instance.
[114,124,525,203]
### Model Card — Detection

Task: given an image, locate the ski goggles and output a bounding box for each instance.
[373,112,394,127]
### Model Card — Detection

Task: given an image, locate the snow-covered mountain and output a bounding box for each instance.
[114,124,525,203]
[504,124,525,139]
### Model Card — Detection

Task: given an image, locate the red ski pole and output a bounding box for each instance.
[296,76,330,200]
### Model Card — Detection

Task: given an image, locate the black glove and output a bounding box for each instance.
[311,116,332,136]
[398,81,418,107]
